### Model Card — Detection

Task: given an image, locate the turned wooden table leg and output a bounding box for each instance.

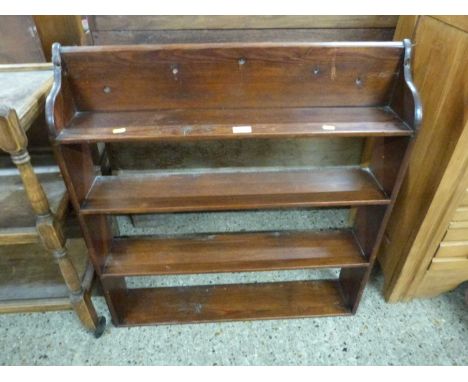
[0,106,105,337]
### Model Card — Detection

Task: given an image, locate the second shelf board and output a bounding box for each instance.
[103,230,368,277]
[81,167,389,214]
[57,107,412,143]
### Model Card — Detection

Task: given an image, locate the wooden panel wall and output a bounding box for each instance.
[0,16,399,63]
[87,16,398,45]
[0,16,88,64]
[33,16,88,61]
[378,16,468,301]
[0,16,45,63]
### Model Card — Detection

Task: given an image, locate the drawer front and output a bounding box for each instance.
[434,241,468,259]
[444,227,468,241]
[444,222,468,241]
[452,207,468,221]
[430,257,468,271]
[462,188,468,207]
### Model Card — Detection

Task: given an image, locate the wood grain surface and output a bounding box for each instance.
[81,167,390,214]
[60,44,403,111]
[92,16,399,31]
[57,107,411,143]
[379,16,468,301]
[0,66,53,131]
[115,280,351,325]
[103,230,368,276]
[48,40,417,325]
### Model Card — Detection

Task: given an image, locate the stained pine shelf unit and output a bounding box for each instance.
[47,41,421,327]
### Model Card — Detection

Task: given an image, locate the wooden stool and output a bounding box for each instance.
[0,65,105,336]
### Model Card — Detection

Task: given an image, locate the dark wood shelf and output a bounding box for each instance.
[114,280,351,326]
[48,42,419,326]
[56,107,411,143]
[80,167,389,214]
[103,230,368,277]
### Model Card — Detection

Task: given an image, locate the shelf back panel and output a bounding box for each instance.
[60,43,404,111]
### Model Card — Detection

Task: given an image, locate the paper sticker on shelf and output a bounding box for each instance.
[112,128,127,134]
[232,125,252,134]
[322,125,336,131]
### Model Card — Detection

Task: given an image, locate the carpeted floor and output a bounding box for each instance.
[0,269,466,366]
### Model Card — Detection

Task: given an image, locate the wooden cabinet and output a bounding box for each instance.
[0,16,87,64]
[378,16,468,301]
[0,16,46,63]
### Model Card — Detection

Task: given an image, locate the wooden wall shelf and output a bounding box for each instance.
[47,41,421,327]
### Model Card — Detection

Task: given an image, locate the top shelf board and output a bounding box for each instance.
[56,107,412,143]
[0,64,53,131]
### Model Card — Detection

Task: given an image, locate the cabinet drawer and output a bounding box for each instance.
[430,257,468,271]
[452,207,468,221]
[448,221,468,229]
[462,188,468,207]
[444,227,468,241]
[434,241,468,258]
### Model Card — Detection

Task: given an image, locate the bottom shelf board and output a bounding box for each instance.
[114,280,351,326]
[0,165,68,244]
[0,239,87,312]
[0,298,72,314]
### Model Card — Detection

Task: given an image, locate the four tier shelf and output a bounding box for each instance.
[46,40,421,326]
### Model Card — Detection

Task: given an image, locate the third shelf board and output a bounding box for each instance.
[102,229,369,277]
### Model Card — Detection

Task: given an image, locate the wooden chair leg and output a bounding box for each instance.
[70,289,106,338]
[0,106,105,337]
[51,241,106,337]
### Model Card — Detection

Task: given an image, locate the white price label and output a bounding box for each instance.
[232,125,252,134]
